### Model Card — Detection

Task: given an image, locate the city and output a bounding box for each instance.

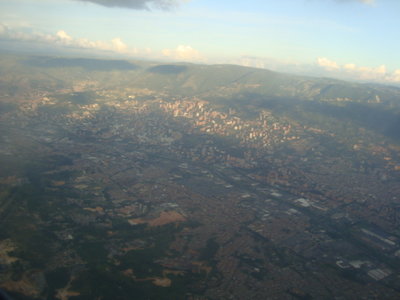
[1,79,400,299]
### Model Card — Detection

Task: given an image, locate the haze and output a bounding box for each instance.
[1,0,400,84]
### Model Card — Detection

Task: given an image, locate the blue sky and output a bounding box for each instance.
[0,0,399,84]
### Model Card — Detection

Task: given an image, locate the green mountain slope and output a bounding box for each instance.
[1,54,400,104]
[1,54,399,140]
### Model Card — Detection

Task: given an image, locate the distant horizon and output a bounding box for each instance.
[2,46,400,90]
[1,0,400,85]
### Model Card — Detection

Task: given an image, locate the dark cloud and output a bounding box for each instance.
[74,0,183,10]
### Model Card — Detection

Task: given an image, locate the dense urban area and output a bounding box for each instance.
[1,57,400,299]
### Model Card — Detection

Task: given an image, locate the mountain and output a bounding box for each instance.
[2,53,400,299]
[2,54,399,102]
[1,54,399,141]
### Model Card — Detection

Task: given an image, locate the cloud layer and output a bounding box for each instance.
[317,57,400,82]
[1,24,398,84]
[74,0,374,10]
[317,57,340,71]
[334,0,375,4]
[74,0,185,10]
[0,24,204,63]
[0,23,135,55]
[162,45,203,61]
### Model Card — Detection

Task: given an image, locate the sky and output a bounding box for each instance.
[0,0,399,84]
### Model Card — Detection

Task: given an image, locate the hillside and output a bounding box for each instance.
[1,54,400,103]
[1,54,399,141]
[1,53,400,300]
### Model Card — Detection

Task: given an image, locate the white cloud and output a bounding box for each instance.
[74,0,187,10]
[343,63,356,70]
[386,69,400,83]
[236,56,267,69]
[343,63,387,80]
[56,30,73,42]
[317,57,340,70]
[335,0,375,5]
[0,23,138,55]
[162,45,203,62]
[111,38,129,53]
[316,57,400,83]
[359,0,374,4]
[215,54,399,85]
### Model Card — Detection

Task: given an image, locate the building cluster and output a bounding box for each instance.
[2,86,400,299]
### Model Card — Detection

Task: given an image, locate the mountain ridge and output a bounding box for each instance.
[1,53,399,102]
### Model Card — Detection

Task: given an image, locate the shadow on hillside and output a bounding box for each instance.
[220,92,400,141]
[0,102,18,114]
[24,57,139,71]
[147,65,188,74]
